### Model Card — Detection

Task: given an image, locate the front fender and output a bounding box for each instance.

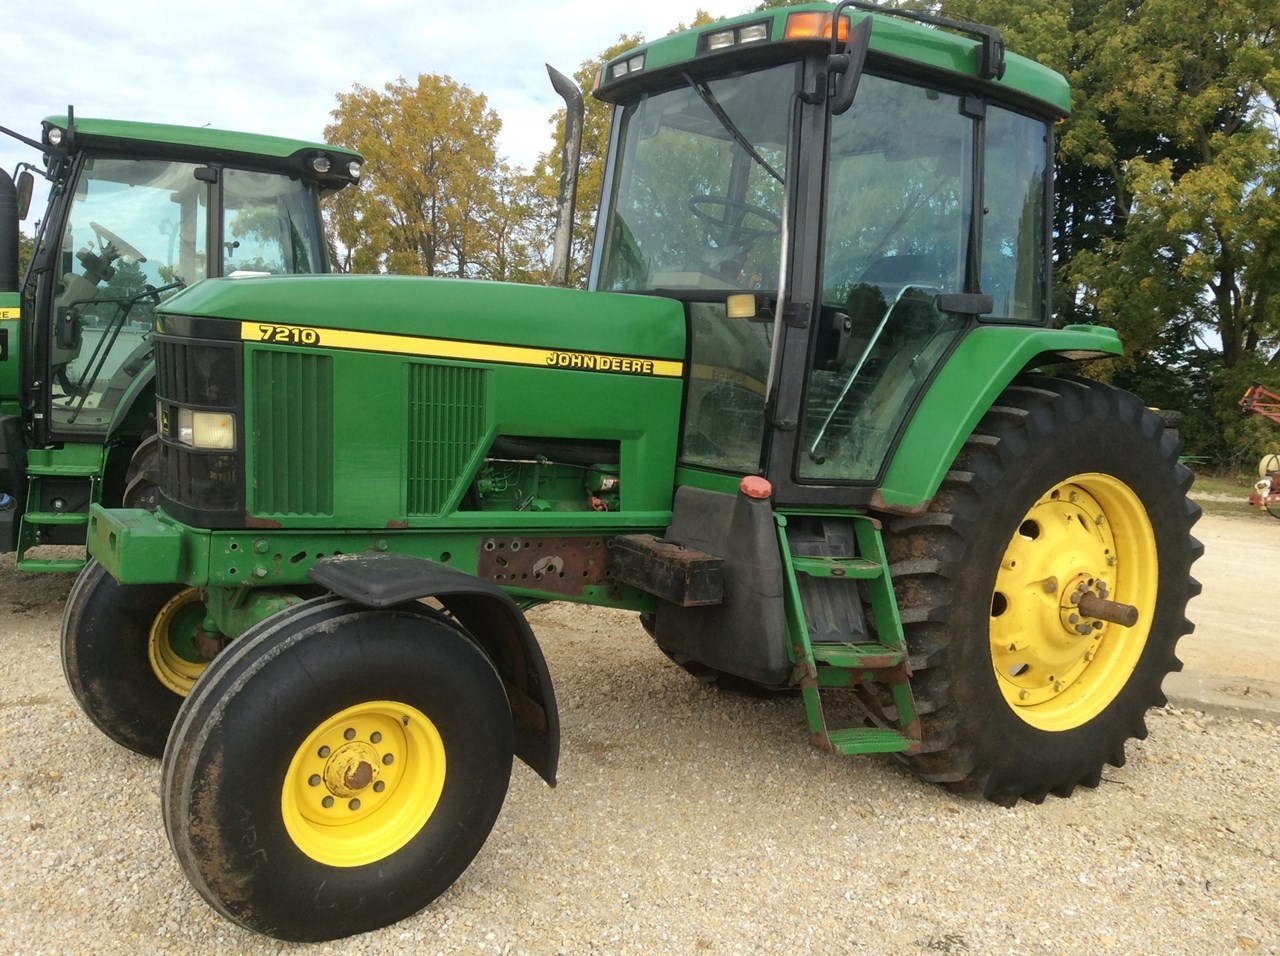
[876,324,1123,512]
[308,551,560,786]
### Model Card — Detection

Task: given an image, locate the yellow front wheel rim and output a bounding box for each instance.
[282,700,446,867]
[148,588,207,696]
[990,474,1158,731]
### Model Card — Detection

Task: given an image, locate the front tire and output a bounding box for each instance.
[61,561,208,756]
[162,599,513,942]
[885,376,1202,805]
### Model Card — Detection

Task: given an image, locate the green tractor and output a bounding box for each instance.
[65,1,1200,942]
[0,111,361,570]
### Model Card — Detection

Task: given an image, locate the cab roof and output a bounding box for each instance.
[596,2,1070,118]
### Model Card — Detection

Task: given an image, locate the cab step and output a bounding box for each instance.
[788,554,881,580]
[810,641,905,669]
[21,510,91,526]
[825,726,916,755]
[15,557,88,574]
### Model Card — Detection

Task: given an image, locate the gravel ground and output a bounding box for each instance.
[1,552,1278,956]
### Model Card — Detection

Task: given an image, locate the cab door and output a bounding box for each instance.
[765,72,983,506]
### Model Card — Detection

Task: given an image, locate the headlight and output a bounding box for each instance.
[177,408,236,450]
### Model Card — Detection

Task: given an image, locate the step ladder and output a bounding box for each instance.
[777,511,921,756]
[15,446,104,573]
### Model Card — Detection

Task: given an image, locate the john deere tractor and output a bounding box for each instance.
[0,112,361,570]
[63,1,1200,942]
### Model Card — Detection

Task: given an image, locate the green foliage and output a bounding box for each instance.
[17,234,32,283]
[323,75,534,279]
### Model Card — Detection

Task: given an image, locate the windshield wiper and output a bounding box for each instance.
[681,72,784,185]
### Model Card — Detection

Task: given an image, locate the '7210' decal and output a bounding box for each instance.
[254,324,320,346]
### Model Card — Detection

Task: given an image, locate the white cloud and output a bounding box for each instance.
[2,0,752,205]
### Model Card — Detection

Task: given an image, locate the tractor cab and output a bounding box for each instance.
[591,2,1062,507]
[16,115,362,444]
[0,113,362,567]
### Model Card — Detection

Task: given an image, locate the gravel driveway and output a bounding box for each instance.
[1,516,1277,955]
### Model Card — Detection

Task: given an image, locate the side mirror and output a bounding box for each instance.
[828,10,872,116]
[15,170,33,221]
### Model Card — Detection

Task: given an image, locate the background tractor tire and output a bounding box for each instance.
[162,598,513,942]
[121,433,162,511]
[61,560,208,757]
[884,375,1201,806]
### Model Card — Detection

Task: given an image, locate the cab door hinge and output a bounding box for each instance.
[783,300,811,329]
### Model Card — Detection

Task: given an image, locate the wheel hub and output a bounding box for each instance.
[1058,573,1109,638]
[324,741,380,797]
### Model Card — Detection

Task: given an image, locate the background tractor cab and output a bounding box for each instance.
[0,111,361,569]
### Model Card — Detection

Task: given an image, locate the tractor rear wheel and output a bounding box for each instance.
[61,560,209,756]
[161,598,513,942]
[884,375,1201,805]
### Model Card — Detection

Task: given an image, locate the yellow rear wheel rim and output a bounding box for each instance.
[282,700,446,867]
[148,588,207,696]
[990,474,1158,731]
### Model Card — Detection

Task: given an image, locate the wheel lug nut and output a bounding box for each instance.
[373,781,385,793]
[308,774,321,787]
[344,728,356,741]
[1053,681,1065,692]
[370,732,382,744]
[322,796,334,809]
[349,799,361,811]
[1019,690,1030,700]
[1043,580,1057,593]
[382,753,394,765]
[1069,613,1079,624]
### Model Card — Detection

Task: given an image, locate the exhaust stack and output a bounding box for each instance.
[546,65,584,288]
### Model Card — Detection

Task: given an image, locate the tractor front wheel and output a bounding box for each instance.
[61,561,210,756]
[161,598,513,942]
[885,376,1202,805]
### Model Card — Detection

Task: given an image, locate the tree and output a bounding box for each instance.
[323,75,514,278]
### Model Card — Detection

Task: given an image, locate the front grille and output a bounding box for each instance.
[155,338,240,406]
[252,350,334,516]
[154,332,246,527]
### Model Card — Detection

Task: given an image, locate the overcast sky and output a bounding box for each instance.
[2,0,753,226]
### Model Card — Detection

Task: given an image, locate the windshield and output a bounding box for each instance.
[594,62,799,293]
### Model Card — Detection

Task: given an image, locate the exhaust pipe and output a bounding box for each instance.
[546,65,584,288]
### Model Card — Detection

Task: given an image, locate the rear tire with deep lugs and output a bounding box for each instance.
[884,375,1202,805]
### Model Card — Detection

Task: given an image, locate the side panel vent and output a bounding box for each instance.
[407,363,487,516]
[252,351,334,516]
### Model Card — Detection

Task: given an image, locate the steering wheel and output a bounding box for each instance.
[90,221,147,263]
[688,196,781,244]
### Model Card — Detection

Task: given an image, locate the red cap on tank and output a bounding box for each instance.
[739,476,773,500]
